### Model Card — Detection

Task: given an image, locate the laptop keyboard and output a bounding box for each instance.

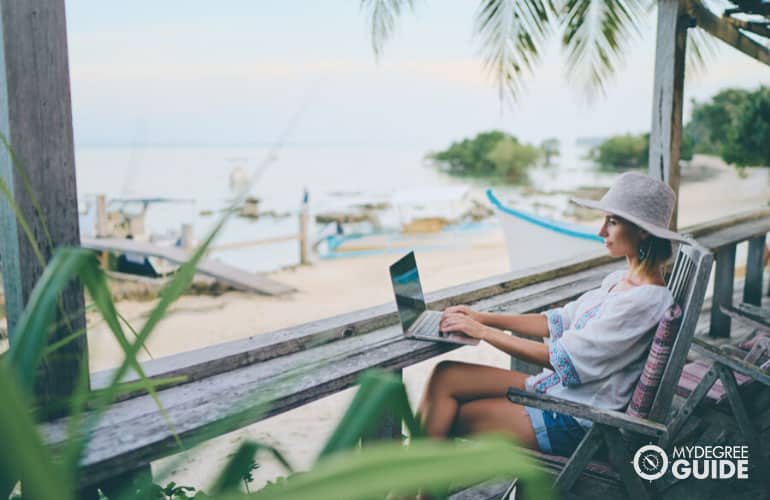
[413,312,441,336]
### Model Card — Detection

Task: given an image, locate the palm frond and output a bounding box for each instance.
[558,0,647,98]
[473,0,557,104]
[686,25,719,78]
[360,0,417,60]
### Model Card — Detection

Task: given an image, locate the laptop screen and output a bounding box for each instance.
[389,251,427,332]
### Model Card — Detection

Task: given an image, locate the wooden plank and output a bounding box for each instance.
[649,0,688,229]
[554,425,604,493]
[744,235,765,306]
[0,0,88,419]
[684,207,770,239]
[40,263,617,487]
[694,217,770,251]
[81,237,295,295]
[720,303,770,333]
[649,244,713,422]
[505,388,667,438]
[664,366,717,447]
[600,426,650,500]
[714,363,770,491]
[691,338,770,386]
[710,243,736,338]
[722,15,770,39]
[90,256,623,398]
[687,0,770,65]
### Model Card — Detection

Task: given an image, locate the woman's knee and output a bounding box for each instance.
[425,360,466,394]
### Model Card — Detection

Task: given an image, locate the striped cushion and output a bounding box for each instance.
[626,304,683,418]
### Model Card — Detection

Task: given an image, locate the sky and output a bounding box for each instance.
[65,1,770,150]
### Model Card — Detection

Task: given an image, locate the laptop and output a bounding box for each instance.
[389,251,479,346]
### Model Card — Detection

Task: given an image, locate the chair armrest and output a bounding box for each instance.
[720,303,770,333]
[691,338,770,386]
[506,387,667,438]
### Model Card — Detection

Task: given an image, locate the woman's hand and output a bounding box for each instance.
[440,312,491,340]
[443,305,481,323]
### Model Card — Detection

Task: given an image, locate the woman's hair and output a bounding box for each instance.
[637,234,673,275]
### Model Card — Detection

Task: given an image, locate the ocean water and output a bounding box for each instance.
[74,142,617,272]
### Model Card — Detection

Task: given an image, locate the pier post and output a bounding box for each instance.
[299,189,310,265]
[96,194,108,237]
[181,223,194,251]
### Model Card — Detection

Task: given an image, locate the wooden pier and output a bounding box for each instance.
[81,237,295,296]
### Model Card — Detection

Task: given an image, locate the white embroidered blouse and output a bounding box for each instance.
[524,270,674,427]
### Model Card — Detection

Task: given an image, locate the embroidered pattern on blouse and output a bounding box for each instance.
[544,309,565,340]
[531,371,561,393]
[549,340,582,386]
[574,304,602,330]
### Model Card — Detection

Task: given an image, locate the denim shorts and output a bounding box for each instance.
[525,406,588,456]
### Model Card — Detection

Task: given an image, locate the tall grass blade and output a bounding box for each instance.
[0,363,74,500]
[319,370,422,459]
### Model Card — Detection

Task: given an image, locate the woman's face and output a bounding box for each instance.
[598,214,644,259]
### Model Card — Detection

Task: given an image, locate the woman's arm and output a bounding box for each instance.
[482,328,551,367]
[477,312,549,339]
[444,306,549,339]
[439,313,551,368]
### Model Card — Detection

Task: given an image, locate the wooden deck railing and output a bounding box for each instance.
[39,208,770,492]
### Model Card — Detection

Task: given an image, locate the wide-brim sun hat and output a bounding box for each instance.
[570,171,693,244]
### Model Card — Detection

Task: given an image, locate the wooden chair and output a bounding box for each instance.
[506,243,713,499]
[665,316,770,493]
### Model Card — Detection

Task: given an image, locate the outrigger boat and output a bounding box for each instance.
[485,189,603,271]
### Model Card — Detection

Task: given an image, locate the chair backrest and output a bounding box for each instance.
[646,243,713,422]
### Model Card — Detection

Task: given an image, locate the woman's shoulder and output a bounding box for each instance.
[605,283,674,315]
[601,270,627,289]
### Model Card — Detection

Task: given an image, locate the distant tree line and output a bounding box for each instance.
[591,86,770,169]
[427,131,559,182]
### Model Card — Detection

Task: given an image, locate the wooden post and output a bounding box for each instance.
[0,0,88,418]
[710,244,736,338]
[96,193,108,237]
[744,236,765,306]
[299,189,310,265]
[180,223,194,251]
[649,0,689,230]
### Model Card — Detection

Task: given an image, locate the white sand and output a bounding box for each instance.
[11,156,768,493]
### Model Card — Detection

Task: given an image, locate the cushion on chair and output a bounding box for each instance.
[626,303,683,418]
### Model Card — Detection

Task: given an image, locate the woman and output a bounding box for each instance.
[418,172,692,456]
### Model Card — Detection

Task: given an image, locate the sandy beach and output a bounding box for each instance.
[3,156,768,492]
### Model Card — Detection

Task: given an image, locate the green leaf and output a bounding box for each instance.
[0,362,74,500]
[245,437,552,500]
[359,0,417,60]
[5,249,93,393]
[558,0,645,97]
[211,442,259,494]
[319,369,423,459]
[473,0,556,103]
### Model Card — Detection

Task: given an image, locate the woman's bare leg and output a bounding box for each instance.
[451,397,538,449]
[418,360,534,441]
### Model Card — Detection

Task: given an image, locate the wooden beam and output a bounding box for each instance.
[649,0,689,230]
[688,0,770,66]
[723,15,770,39]
[0,0,87,419]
